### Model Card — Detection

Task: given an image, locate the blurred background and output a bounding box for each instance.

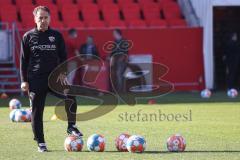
[0,0,239,101]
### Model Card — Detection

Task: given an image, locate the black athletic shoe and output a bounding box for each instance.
[38,143,48,152]
[67,125,83,137]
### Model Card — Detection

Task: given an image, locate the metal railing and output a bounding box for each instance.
[0,22,23,95]
[12,22,23,95]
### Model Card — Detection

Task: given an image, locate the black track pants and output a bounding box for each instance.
[29,87,77,143]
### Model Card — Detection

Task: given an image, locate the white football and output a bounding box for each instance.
[200,89,212,98]
[227,89,238,98]
[9,99,22,110]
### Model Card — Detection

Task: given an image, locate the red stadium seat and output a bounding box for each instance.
[0,0,13,5]
[138,0,156,7]
[61,4,79,22]
[163,2,182,19]
[0,4,17,12]
[122,3,140,11]
[122,11,141,21]
[127,19,147,28]
[163,2,181,10]
[77,0,94,11]
[107,20,126,29]
[139,1,160,9]
[81,9,100,22]
[41,4,59,20]
[22,21,35,29]
[15,0,33,8]
[19,5,36,13]
[0,14,18,23]
[80,3,99,11]
[102,4,120,21]
[64,20,85,29]
[167,18,187,27]
[142,4,161,20]
[117,0,135,9]
[103,10,120,21]
[80,4,100,22]
[101,3,119,12]
[35,0,54,6]
[138,0,155,2]
[123,12,141,21]
[50,13,60,21]
[19,5,36,24]
[97,0,114,9]
[56,0,74,9]
[87,20,106,29]
[141,2,160,10]
[50,20,64,29]
[122,4,141,21]
[0,5,18,22]
[147,19,168,28]
[76,0,94,5]
[158,0,175,6]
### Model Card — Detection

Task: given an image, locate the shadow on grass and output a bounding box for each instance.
[1,92,240,108]
[143,150,240,154]
[49,150,240,154]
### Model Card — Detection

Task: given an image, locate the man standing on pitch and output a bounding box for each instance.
[20,6,83,152]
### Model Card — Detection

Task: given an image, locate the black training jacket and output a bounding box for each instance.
[20,28,67,82]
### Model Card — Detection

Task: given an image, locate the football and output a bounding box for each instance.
[227,89,238,98]
[9,109,18,122]
[9,99,22,110]
[126,135,146,153]
[115,133,131,152]
[167,134,186,152]
[13,109,31,122]
[64,135,84,152]
[87,134,105,152]
[200,89,212,98]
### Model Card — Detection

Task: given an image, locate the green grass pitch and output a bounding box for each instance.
[0,92,240,160]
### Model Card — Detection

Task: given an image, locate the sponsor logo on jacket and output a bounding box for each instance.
[31,45,56,51]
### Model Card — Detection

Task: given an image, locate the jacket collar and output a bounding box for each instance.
[34,27,51,33]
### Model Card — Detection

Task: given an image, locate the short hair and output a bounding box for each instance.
[68,28,77,35]
[113,29,122,36]
[33,6,50,16]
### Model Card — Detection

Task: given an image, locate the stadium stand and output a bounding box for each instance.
[98,0,115,9]
[0,4,18,24]
[0,0,12,6]
[102,3,120,21]
[15,0,33,9]
[87,20,106,28]
[0,0,187,29]
[35,0,54,6]
[0,0,203,95]
[107,19,126,28]
[61,4,80,22]
[147,19,168,28]
[128,19,147,28]
[56,0,74,9]
[19,4,36,29]
[142,3,162,21]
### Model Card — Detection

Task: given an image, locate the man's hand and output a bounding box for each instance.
[56,73,69,86]
[21,82,29,92]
